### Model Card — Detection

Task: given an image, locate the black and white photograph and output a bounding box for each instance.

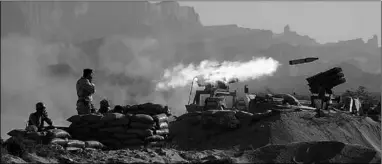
[1,1,381,163]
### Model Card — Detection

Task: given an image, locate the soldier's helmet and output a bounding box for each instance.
[100,99,110,107]
[36,102,46,111]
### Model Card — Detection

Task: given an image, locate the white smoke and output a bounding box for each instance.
[156,57,281,90]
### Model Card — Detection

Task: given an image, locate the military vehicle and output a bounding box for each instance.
[185,79,239,113]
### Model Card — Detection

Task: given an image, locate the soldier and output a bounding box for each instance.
[316,86,326,117]
[98,99,111,114]
[112,105,124,114]
[27,102,54,132]
[76,68,96,115]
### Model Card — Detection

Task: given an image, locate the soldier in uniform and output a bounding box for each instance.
[27,102,54,132]
[76,68,96,115]
[98,99,111,114]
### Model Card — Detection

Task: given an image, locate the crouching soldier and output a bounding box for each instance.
[98,99,111,114]
[27,102,54,132]
[76,68,97,115]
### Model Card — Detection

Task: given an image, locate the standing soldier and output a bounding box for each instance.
[317,86,326,117]
[76,68,96,115]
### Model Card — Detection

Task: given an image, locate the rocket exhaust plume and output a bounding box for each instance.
[156,57,281,90]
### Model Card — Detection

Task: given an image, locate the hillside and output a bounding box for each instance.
[2,109,381,164]
[1,0,381,148]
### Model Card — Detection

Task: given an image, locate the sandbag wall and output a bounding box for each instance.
[67,103,170,149]
[47,129,105,151]
[6,128,105,151]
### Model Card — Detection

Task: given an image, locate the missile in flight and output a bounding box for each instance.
[289,57,319,65]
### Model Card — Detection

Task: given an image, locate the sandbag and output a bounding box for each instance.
[84,148,97,151]
[130,122,155,130]
[7,129,26,137]
[125,105,140,114]
[50,138,68,147]
[67,140,85,149]
[81,114,103,123]
[152,113,168,123]
[66,147,83,151]
[155,129,169,136]
[145,135,165,142]
[138,103,167,114]
[85,140,105,149]
[101,113,125,122]
[88,122,107,129]
[176,112,201,121]
[99,127,126,133]
[123,138,144,145]
[69,122,89,129]
[25,131,45,141]
[67,115,82,123]
[109,117,130,126]
[47,129,71,139]
[126,129,153,138]
[157,122,169,129]
[131,114,154,124]
[70,127,92,135]
[113,133,139,139]
[146,141,165,147]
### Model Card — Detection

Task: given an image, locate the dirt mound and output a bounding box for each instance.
[169,110,381,152]
[233,141,381,163]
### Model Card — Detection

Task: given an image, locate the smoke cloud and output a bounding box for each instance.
[156,57,281,90]
[1,34,80,139]
[0,34,182,139]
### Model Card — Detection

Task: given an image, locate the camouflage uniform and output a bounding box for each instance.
[76,77,96,115]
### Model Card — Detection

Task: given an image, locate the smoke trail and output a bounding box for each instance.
[156,57,281,90]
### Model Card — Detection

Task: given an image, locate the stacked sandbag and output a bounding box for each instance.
[125,103,171,116]
[67,113,106,140]
[7,129,46,143]
[201,110,240,130]
[67,113,127,149]
[65,103,171,149]
[124,103,170,147]
[46,129,71,147]
[148,113,170,147]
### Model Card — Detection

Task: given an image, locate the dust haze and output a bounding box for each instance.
[0,33,196,139]
[1,1,380,139]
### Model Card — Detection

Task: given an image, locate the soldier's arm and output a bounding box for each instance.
[42,112,53,126]
[80,79,95,94]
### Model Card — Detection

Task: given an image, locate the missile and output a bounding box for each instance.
[289,57,319,65]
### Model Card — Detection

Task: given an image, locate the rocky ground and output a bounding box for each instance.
[2,108,381,164]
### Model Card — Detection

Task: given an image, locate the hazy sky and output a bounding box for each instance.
[179,1,381,45]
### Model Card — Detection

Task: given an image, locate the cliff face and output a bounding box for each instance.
[12,1,202,42]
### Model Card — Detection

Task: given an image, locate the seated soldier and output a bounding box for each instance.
[27,102,54,132]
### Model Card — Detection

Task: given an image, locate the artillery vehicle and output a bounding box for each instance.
[185,79,239,113]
